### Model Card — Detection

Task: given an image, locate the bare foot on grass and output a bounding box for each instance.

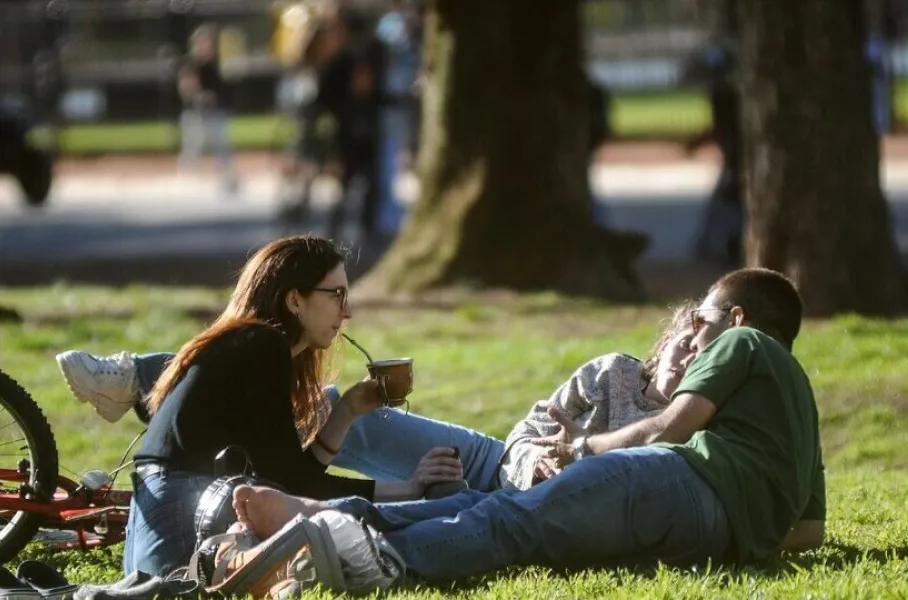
[232,484,329,538]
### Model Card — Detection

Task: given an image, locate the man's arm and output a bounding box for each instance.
[777,520,824,552]
[534,331,754,462]
[586,391,717,455]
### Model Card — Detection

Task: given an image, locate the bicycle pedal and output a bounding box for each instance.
[33,530,79,543]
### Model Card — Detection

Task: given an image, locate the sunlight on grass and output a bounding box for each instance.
[37,116,296,154]
[26,81,908,156]
[1,284,906,596]
[612,90,711,137]
[40,91,711,155]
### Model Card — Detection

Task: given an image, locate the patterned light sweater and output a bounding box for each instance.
[498,352,668,490]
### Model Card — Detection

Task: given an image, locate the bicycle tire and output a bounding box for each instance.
[0,368,59,563]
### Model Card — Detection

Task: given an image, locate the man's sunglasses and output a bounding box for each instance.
[312,286,349,309]
[690,307,729,334]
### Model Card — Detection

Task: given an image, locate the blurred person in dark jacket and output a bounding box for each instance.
[588,77,613,229]
[293,8,384,241]
[178,24,240,195]
[0,97,53,207]
[684,43,742,267]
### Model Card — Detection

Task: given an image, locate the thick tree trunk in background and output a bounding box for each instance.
[739,0,907,315]
[356,0,643,300]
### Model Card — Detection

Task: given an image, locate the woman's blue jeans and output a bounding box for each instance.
[134,353,506,490]
[123,469,215,577]
[329,447,731,581]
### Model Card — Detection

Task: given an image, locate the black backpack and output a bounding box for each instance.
[191,447,282,586]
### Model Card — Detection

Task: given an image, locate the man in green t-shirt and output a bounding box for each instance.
[226,267,825,586]
[658,281,825,562]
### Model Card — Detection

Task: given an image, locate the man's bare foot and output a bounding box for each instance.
[232,485,329,538]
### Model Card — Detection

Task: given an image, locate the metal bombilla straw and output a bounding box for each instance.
[341,333,401,417]
[341,332,375,364]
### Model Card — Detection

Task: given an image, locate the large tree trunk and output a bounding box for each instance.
[738,0,907,315]
[356,0,644,300]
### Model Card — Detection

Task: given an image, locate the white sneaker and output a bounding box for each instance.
[55,351,139,423]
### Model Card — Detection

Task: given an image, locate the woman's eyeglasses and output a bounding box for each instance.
[312,286,349,310]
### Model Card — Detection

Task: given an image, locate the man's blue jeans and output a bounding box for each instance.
[133,353,506,490]
[329,447,731,581]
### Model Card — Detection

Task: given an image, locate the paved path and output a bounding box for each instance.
[2,148,908,287]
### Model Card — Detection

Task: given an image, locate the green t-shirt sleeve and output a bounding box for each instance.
[800,463,826,521]
[671,328,755,410]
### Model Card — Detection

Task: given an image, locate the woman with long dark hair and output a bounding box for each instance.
[121,235,461,576]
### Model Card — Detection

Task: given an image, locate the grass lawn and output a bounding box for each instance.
[0,285,906,597]
[41,91,714,155]
[36,81,908,155]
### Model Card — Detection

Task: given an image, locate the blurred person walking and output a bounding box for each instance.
[588,76,614,229]
[684,42,742,267]
[177,24,240,195]
[375,0,423,236]
[288,7,383,242]
[320,10,384,242]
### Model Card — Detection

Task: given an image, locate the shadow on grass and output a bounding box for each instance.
[12,541,906,595]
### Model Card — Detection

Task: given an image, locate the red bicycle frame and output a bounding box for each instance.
[0,467,131,552]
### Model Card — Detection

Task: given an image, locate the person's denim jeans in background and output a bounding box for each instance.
[178,108,238,189]
[123,470,215,576]
[330,447,731,581]
[376,105,411,235]
[132,354,506,490]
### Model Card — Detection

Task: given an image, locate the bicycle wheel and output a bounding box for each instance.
[0,369,59,563]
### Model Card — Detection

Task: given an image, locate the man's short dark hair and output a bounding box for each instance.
[709,268,803,350]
